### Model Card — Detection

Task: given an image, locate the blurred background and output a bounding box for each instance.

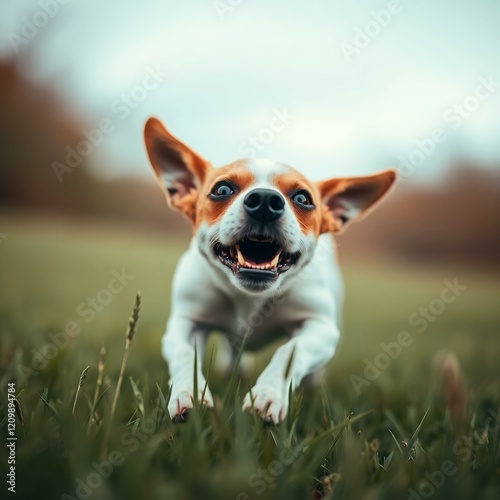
[0,0,499,392]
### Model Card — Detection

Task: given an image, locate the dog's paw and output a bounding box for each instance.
[242,385,288,424]
[168,387,214,423]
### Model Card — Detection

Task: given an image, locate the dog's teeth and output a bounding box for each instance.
[236,246,246,266]
[270,252,281,268]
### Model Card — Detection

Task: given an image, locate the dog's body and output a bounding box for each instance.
[144,118,396,423]
[165,228,343,423]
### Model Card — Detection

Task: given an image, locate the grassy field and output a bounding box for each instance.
[0,214,499,500]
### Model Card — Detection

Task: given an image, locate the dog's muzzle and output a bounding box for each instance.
[214,236,300,290]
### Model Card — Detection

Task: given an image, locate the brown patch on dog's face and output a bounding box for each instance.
[316,178,343,234]
[195,161,255,228]
[272,170,323,237]
[319,205,342,234]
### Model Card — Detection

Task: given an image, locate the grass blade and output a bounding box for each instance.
[388,429,404,455]
[37,393,60,424]
[72,365,89,414]
[129,377,145,416]
[405,408,429,459]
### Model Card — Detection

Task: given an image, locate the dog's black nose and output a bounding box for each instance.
[244,188,285,222]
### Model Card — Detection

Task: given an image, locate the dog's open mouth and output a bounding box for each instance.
[214,237,300,277]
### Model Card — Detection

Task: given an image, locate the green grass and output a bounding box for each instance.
[0,214,499,500]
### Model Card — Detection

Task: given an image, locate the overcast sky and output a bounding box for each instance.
[1,0,500,183]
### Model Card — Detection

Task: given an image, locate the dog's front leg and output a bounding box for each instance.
[162,316,213,422]
[243,319,340,423]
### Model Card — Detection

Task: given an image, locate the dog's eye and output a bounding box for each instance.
[210,181,235,198]
[291,191,313,207]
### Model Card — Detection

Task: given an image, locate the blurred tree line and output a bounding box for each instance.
[1,57,499,267]
[0,57,185,233]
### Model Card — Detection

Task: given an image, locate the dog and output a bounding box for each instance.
[144,117,396,423]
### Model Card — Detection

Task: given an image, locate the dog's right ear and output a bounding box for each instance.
[144,117,211,221]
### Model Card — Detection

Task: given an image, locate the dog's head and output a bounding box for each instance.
[144,118,396,295]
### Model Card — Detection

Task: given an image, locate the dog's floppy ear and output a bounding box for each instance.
[317,168,396,233]
[144,117,211,221]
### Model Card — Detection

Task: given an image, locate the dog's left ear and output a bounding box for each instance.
[317,168,396,233]
[144,117,211,221]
